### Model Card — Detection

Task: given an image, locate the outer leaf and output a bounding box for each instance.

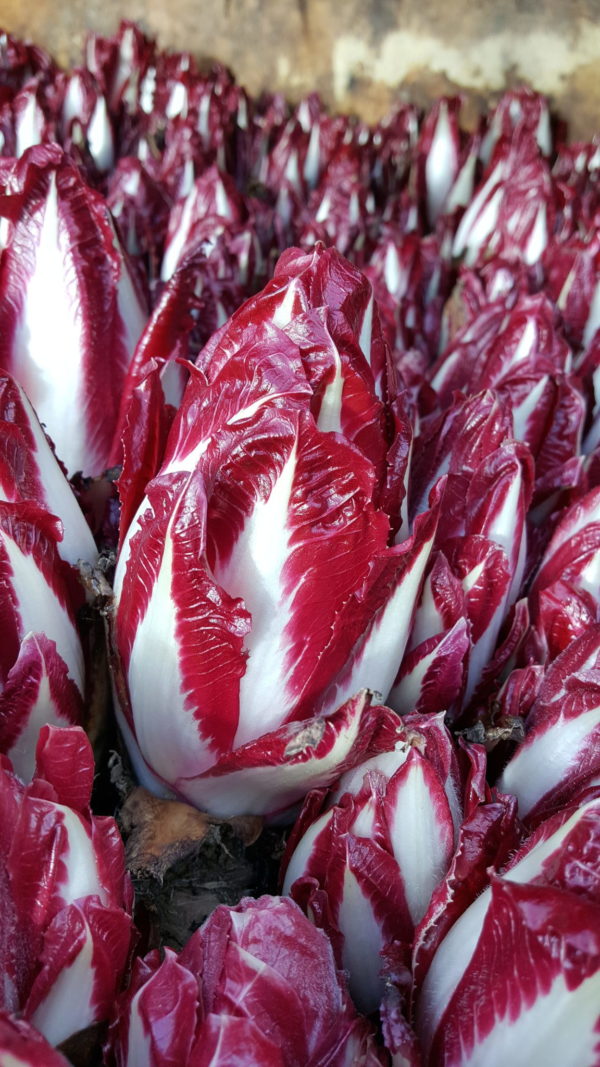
[116,358,181,548]
[110,246,202,466]
[25,898,135,1047]
[0,144,147,475]
[172,693,395,819]
[411,793,520,992]
[197,244,393,404]
[190,1014,285,1066]
[390,617,470,716]
[497,626,600,824]
[0,633,82,783]
[0,501,84,771]
[416,797,600,1063]
[108,896,384,1066]
[0,726,135,1044]
[0,371,97,566]
[0,1012,71,1066]
[529,487,600,659]
[422,879,600,1067]
[110,950,200,1067]
[409,390,513,525]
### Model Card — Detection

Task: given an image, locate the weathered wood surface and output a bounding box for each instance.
[1,0,600,137]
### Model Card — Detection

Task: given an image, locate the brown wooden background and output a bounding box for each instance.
[1,0,599,137]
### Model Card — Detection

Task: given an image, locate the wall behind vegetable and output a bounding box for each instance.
[1,0,600,136]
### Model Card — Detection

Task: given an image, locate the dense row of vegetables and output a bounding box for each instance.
[0,20,599,1066]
